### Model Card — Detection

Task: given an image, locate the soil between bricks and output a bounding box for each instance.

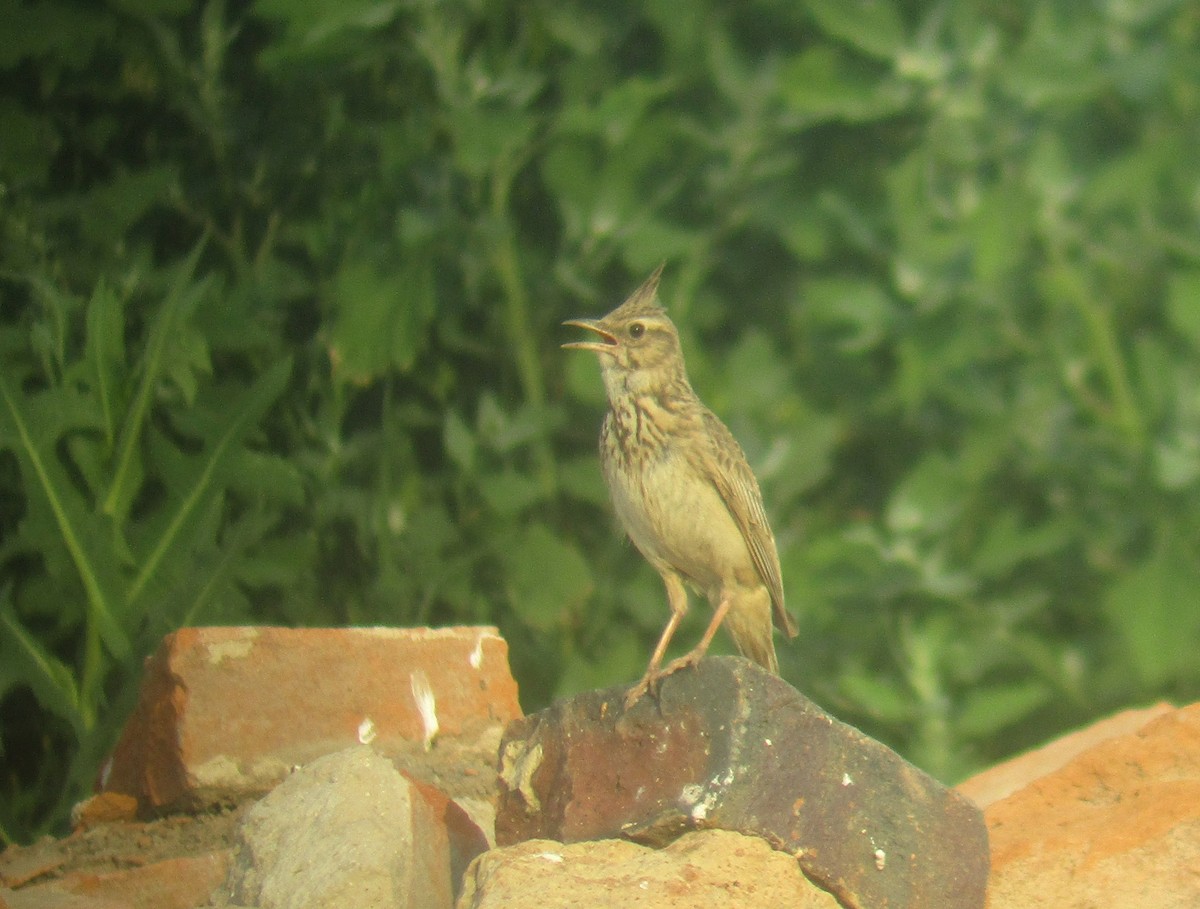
[1,804,245,890]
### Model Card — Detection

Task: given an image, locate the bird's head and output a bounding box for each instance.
[562,265,687,397]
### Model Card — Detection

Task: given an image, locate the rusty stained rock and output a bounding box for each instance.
[496,656,988,909]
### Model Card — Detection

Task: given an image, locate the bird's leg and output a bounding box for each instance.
[624,571,689,709]
[659,591,733,679]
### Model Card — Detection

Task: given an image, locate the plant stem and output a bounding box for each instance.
[1051,255,1146,446]
[489,159,556,490]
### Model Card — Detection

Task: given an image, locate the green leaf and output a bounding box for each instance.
[557,456,610,507]
[224,449,306,507]
[443,412,476,471]
[328,258,436,382]
[84,280,126,451]
[554,631,645,698]
[172,508,286,629]
[1104,536,1200,688]
[111,0,191,14]
[502,525,594,632]
[804,277,894,353]
[563,349,607,408]
[805,0,906,61]
[558,76,676,145]
[0,1,113,67]
[839,669,916,724]
[754,192,831,262]
[0,376,130,659]
[1005,7,1106,108]
[972,510,1071,580]
[1131,335,1175,428]
[971,184,1034,285]
[161,324,212,407]
[759,410,840,504]
[479,470,545,517]
[126,358,293,609]
[0,99,54,183]
[1155,435,1200,491]
[103,241,209,524]
[253,0,402,63]
[956,680,1051,738]
[79,166,179,246]
[778,46,909,124]
[619,216,700,265]
[0,599,84,734]
[719,331,790,410]
[1166,270,1200,352]
[541,142,602,239]
[447,108,537,179]
[886,453,965,537]
[476,395,559,454]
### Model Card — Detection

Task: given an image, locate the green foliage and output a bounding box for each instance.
[3,0,1200,841]
[0,247,295,840]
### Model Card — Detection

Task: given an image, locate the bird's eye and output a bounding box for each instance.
[628,322,645,339]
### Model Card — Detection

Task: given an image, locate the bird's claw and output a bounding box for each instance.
[659,650,703,679]
[623,672,659,711]
[623,650,707,710]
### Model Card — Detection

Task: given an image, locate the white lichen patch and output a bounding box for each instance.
[204,632,258,665]
[681,769,733,821]
[357,716,377,745]
[192,752,291,790]
[191,754,241,788]
[499,740,544,812]
[410,670,439,751]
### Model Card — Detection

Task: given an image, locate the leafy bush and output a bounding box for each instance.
[2,0,1198,841]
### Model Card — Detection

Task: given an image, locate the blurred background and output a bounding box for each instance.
[2,0,1199,842]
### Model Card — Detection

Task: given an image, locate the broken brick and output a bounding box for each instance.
[105,626,521,814]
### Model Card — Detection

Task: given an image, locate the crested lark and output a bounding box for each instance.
[564,266,798,707]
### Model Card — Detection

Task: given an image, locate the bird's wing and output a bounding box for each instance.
[693,409,798,637]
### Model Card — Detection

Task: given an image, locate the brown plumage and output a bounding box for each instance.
[563,266,798,707]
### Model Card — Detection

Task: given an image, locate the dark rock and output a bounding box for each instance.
[496,656,987,909]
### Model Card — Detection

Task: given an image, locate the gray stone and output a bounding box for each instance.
[496,656,988,909]
[211,746,452,909]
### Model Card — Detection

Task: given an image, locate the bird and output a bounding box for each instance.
[563,266,798,708]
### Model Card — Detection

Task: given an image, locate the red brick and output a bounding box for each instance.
[403,775,491,896]
[0,853,228,909]
[984,702,1200,909]
[956,702,1173,808]
[71,793,139,831]
[105,626,520,813]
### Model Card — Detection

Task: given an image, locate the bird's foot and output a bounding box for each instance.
[659,648,704,680]
[624,650,709,710]
[623,671,660,710]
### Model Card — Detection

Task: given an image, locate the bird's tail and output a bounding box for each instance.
[723,588,780,675]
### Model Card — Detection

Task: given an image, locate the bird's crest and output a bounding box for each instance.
[608,263,667,321]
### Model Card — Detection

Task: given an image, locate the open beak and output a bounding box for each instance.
[561,318,618,353]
